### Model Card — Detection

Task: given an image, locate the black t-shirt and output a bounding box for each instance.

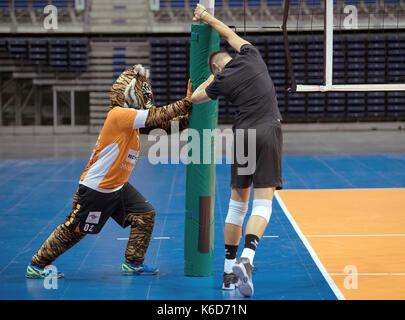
[205,44,282,129]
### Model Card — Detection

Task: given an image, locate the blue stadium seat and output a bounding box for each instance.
[32,0,49,9]
[49,39,69,70]
[13,0,29,9]
[266,0,283,8]
[159,0,167,8]
[364,0,377,5]
[151,73,168,80]
[387,92,405,115]
[215,0,224,8]
[367,93,385,115]
[0,0,9,8]
[9,39,28,59]
[113,4,127,10]
[29,39,48,64]
[69,38,87,71]
[151,53,167,60]
[0,39,7,51]
[169,73,187,80]
[150,60,167,67]
[345,0,360,5]
[248,0,261,7]
[51,0,68,8]
[383,0,399,4]
[169,46,186,53]
[170,0,185,8]
[306,0,322,6]
[228,0,243,8]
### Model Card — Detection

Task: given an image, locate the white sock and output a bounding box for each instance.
[241,248,256,264]
[224,258,236,274]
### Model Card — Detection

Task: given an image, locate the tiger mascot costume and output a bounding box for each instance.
[26,64,192,278]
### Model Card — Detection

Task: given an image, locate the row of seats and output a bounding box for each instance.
[158,0,402,9]
[150,33,405,122]
[0,0,75,9]
[2,38,87,71]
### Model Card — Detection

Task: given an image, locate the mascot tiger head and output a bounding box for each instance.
[110,64,153,110]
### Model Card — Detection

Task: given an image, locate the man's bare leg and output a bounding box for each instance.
[222,187,250,289]
[232,187,275,297]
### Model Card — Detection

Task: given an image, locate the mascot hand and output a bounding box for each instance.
[186,80,193,102]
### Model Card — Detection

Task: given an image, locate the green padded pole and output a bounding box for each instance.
[184,22,220,277]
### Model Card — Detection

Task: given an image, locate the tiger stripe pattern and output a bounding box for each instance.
[145,98,192,129]
[160,113,190,133]
[124,211,156,265]
[31,223,86,269]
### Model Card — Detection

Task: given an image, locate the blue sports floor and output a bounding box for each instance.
[0,154,404,300]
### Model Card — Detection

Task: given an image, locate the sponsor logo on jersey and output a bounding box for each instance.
[126,149,139,165]
[85,211,101,224]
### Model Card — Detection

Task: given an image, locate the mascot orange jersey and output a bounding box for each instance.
[80,64,152,192]
[79,107,149,192]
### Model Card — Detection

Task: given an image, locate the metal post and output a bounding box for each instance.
[324,0,334,89]
[34,87,41,126]
[71,90,75,126]
[53,88,57,128]
[200,0,215,16]
[0,77,2,126]
[15,81,22,126]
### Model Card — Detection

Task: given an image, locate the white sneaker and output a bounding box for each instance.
[232,257,254,297]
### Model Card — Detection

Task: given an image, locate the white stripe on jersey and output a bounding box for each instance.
[133,109,149,129]
[80,143,120,191]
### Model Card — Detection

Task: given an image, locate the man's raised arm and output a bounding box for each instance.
[193,4,250,53]
[191,74,214,105]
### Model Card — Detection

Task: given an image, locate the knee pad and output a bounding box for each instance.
[251,199,272,223]
[225,200,249,227]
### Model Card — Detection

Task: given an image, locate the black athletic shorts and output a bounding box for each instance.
[65,182,154,234]
[230,121,283,190]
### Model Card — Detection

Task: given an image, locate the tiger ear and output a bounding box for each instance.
[133,64,148,78]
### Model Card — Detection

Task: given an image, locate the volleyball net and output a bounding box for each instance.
[282,0,405,92]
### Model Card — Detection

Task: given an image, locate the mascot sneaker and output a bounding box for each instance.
[121,262,159,275]
[25,265,64,279]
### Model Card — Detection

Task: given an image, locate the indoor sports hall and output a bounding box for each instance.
[0,0,404,301]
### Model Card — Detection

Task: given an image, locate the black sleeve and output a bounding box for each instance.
[205,76,223,100]
[239,44,260,57]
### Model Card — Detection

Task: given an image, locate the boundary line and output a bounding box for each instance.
[275,191,346,300]
[330,273,405,276]
[306,234,405,238]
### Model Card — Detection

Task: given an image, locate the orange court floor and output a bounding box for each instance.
[277,188,405,300]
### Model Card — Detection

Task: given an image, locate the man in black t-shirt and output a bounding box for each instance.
[191,4,283,298]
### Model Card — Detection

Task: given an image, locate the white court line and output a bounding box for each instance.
[262,235,279,238]
[330,273,405,276]
[306,234,405,238]
[275,191,346,300]
[117,237,171,241]
[282,187,405,191]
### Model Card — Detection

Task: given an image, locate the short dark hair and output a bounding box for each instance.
[208,50,231,74]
